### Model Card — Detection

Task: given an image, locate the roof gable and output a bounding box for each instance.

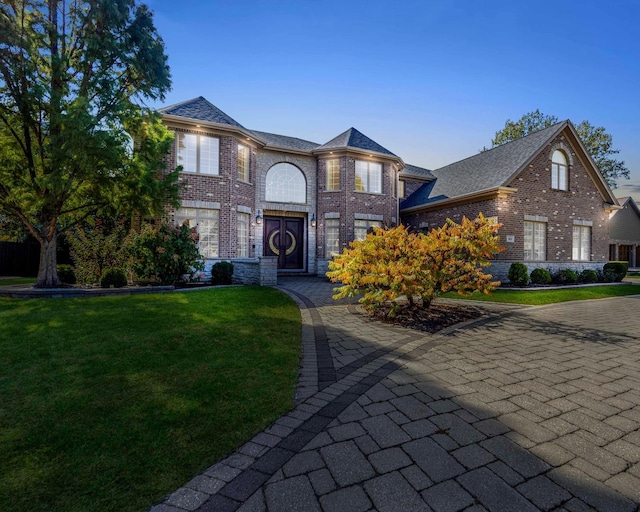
[158,96,246,129]
[316,127,396,157]
[428,121,567,199]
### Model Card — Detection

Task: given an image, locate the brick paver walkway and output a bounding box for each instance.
[151,278,640,512]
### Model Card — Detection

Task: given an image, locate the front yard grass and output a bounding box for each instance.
[0,287,301,512]
[442,284,639,305]
[0,277,35,286]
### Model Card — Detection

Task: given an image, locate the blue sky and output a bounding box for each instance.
[147,0,640,200]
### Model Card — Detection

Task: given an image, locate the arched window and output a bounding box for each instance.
[551,150,568,191]
[265,163,306,203]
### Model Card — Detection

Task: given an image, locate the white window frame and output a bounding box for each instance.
[325,218,340,256]
[176,133,220,175]
[551,150,568,191]
[524,221,546,261]
[354,219,382,240]
[237,212,250,257]
[573,225,591,261]
[175,207,219,258]
[355,160,382,194]
[265,163,307,203]
[237,144,250,182]
[326,159,340,191]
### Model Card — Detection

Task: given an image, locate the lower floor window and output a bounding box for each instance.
[524,221,546,261]
[354,219,382,241]
[573,225,591,261]
[237,212,249,257]
[175,207,219,258]
[325,218,340,256]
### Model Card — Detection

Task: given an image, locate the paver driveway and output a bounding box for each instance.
[152,278,640,512]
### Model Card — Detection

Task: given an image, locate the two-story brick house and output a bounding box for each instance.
[158,97,403,283]
[158,98,619,283]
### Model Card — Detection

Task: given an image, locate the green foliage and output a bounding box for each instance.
[100,268,128,288]
[603,261,629,282]
[327,214,504,315]
[579,269,598,284]
[56,264,76,285]
[487,110,628,188]
[530,268,552,285]
[127,223,204,285]
[212,261,234,285]
[508,262,529,286]
[0,0,178,287]
[67,218,131,284]
[552,269,579,285]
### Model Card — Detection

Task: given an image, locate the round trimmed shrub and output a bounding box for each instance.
[100,268,127,288]
[56,264,76,284]
[508,262,529,286]
[212,261,234,285]
[530,268,551,285]
[579,269,598,284]
[603,261,628,282]
[552,269,578,285]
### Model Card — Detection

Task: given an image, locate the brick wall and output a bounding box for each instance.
[402,131,611,281]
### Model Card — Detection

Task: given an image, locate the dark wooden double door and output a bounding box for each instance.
[264,217,304,269]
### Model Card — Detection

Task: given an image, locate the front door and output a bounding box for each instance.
[264,217,304,269]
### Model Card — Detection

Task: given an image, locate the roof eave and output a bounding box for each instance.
[313,145,403,165]
[401,186,518,214]
[161,114,266,146]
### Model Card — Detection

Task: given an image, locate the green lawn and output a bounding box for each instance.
[0,287,301,512]
[0,277,35,286]
[442,284,640,305]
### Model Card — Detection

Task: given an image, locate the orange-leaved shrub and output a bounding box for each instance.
[326,214,504,316]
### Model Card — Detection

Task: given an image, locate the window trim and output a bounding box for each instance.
[237,143,250,182]
[551,150,568,191]
[176,133,220,175]
[325,218,340,257]
[174,207,219,258]
[523,220,546,261]
[326,159,340,191]
[355,160,382,194]
[573,224,591,261]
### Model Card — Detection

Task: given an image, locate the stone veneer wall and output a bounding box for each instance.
[202,257,277,286]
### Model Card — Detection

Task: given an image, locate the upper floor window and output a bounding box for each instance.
[398,179,405,199]
[355,161,382,194]
[551,150,568,191]
[238,144,250,181]
[176,133,219,175]
[265,163,306,203]
[326,159,340,190]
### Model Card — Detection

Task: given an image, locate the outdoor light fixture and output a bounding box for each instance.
[311,214,317,228]
[256,211,263,224]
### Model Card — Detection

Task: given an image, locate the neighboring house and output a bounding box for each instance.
[401,121,620,280]
[609,197,640,267]
[157,98,620,283]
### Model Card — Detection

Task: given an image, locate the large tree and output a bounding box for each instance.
[0,0,179,287]
[487,110,629,189]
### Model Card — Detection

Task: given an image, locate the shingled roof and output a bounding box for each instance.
[250,130,320,151]
[315,128,397,157]
[400,163,436,181]
[158,97,246,129]
[401,121,569,210]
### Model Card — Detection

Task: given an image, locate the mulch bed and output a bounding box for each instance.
[368,302,484,333]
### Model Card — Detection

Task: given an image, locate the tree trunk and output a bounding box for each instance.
[35,232,62,288]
